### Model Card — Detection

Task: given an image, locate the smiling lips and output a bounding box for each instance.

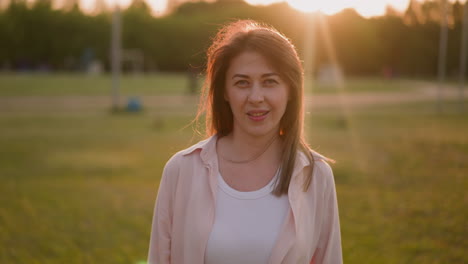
[247,110,269,121]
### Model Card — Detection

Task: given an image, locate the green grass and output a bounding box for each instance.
[308,102,467,263]
[0,75,467,263]
[308,77,419,94]
[0,113,195,263]
[0,73,199,96]
[0,73,423,96]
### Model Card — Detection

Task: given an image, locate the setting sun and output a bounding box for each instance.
[285,0,351,14]
[244,0,412,17]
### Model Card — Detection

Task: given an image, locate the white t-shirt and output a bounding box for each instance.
[204,171,290,264]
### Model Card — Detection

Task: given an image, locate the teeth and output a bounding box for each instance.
[250,112,266,117]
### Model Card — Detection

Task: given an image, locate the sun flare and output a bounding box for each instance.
[286,0,351,14]
[244,0,413,17]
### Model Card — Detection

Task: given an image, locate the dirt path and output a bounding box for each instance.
[305,84,465,109]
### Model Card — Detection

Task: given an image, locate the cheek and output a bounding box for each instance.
[224,85,238,102]
[279,89,290,108]
[224,89,234,103]
[226,89,246,105]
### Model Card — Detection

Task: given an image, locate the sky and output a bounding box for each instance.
[77,0,414,17]
[47,0,463,17]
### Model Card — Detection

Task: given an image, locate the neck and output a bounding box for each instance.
[220,129,281,163]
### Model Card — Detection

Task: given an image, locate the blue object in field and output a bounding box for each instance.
[127,97,142,112]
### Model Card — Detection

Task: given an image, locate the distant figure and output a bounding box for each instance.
[382,66,394,79]
[126,96,142,112]
[148,20,343,264]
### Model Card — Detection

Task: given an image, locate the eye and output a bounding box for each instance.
[234,80,250,88]
[264,78,279,86]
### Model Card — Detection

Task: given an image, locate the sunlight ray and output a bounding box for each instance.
[305,13,368,171]
[318,13,367,169]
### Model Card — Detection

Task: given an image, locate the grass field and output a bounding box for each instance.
[0,73,420,96]
[0,74,467,263]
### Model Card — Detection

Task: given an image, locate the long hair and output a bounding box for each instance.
[197,20,314,195]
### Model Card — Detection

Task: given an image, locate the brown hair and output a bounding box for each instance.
[198,20,314,195]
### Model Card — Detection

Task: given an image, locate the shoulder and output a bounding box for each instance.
[293,149,335,192]
[310,151,335,190]
[312,152,333,177]
[178,136,213,156]
[162,136,216,174]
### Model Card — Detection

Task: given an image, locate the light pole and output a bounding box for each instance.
[459,0,468,112]
[111,3,122,111]
[437,0,448,112]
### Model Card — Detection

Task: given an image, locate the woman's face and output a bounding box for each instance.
[224,51,289,139]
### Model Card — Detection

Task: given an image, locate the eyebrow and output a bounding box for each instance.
[232,73,279,79]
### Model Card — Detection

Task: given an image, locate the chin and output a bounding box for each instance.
[243,126,278,138]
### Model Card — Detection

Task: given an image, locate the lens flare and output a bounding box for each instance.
[287,0,351,14]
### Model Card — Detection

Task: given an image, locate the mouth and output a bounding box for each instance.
[247,111,269,117]
[247,110,269,121]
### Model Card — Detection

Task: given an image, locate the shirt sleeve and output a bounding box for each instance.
[311,161,343,264]
[148,157,179,264]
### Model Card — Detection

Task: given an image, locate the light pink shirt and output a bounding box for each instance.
[148,136,343,264]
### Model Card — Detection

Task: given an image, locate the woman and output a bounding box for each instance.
[148,20,342,264]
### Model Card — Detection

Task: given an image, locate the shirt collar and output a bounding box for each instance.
[180,135,218,166]
[180,135,326,179]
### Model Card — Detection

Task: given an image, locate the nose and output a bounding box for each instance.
[248,84,264,104]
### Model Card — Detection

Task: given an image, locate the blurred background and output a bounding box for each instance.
[0,0,467,263]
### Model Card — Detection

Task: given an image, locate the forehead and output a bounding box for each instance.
[226,51,276,77]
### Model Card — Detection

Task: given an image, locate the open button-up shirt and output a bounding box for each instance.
[148,136,343,264]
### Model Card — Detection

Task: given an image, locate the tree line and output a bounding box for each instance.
[0,0,467,77]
